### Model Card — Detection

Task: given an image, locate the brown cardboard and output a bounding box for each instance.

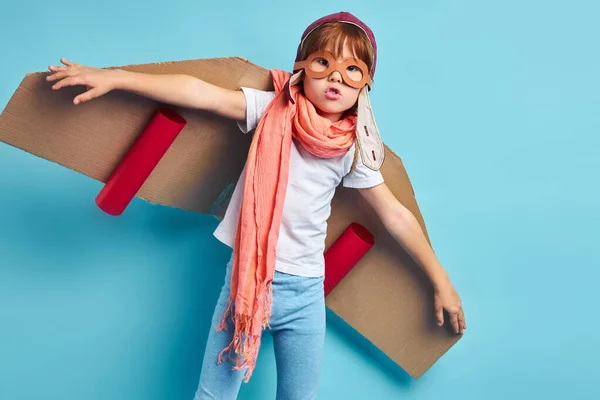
[0,56,461,379]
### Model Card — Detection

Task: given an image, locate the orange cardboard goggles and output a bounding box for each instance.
[293,50,372,89]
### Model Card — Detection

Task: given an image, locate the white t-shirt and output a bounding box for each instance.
[213,87,385,277]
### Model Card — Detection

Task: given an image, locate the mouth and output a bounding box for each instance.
[325,86,342,100]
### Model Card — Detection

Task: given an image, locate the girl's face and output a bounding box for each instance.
[302,42,364,123]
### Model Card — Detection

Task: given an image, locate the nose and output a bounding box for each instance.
[328,70,342,83]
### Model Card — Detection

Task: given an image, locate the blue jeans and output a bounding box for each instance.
[194,253,326,400]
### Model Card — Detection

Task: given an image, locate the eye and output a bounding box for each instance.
[316,58,329,66]
[346,65,364,81]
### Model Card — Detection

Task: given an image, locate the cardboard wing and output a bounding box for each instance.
[0,57,461,379]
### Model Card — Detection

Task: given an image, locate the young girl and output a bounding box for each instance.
[46,11,466,400]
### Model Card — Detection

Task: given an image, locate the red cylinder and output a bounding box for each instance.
[96,108,187,216]
[324,222,375,296]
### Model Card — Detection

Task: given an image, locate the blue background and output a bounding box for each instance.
[1,0,599,399]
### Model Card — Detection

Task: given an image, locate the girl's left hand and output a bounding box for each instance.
[434,282,466,335]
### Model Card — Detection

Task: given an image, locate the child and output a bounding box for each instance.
[46,11,466,400]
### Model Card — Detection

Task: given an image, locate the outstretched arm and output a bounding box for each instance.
[46,58,247,120]
[357,182,467,335]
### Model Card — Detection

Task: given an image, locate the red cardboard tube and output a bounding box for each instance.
[96,108,187,216]
[324,222,375,296]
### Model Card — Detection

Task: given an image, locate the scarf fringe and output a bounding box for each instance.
[216,280,274,382]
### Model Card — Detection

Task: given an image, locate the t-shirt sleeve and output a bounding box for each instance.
[236,86,276,133]
[342,146,385,189]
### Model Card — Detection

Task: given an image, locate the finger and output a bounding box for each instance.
[46,72,62,82]
[48,65,68,72]
[60,57,75,67]
[460,309,467,330]
[46,69,77,82]
[450,312,460,334]
[457,312,465,334]
[435,305,444,326]
[74,87,102,104]
[52,76,87,90]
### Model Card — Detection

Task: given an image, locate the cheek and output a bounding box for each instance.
[345,90,360,106]
[303,78,320,96]
[302,80,325,107]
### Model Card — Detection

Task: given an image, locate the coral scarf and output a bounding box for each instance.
[216,69,357,382]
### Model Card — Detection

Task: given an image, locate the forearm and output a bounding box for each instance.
[383,207,450,291]
[112,69,208,110]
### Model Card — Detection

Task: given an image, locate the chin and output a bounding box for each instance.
[314,99,351,114]
[316,104,343,114]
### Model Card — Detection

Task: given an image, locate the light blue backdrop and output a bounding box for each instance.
[1,1,598,399]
